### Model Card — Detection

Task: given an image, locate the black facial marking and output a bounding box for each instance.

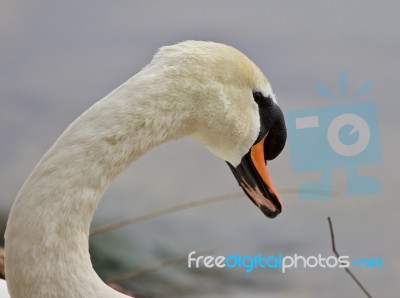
[252,91,287,160]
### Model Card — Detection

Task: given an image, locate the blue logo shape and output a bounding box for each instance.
[286,72,382,199]
[351,257,383,268]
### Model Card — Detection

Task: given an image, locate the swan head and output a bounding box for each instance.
[145,41,287,218]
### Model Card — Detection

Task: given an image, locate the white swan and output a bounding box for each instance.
[4,40,286,298]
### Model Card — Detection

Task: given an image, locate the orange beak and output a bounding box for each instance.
[228,136,282,218]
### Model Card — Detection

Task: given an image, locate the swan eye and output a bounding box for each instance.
[252,91,273,106]
[252,91,263,104]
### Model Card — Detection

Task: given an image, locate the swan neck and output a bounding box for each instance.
[5,78,190,297]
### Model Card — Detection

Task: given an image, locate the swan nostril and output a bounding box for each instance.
[264,125,287,160]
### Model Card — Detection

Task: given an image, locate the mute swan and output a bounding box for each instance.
[4,40,286,297]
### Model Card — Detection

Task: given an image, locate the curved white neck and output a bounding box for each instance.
[5,75,192,297]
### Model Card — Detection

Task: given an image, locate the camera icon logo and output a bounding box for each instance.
[327,113,370,157]
[286,72,382,199]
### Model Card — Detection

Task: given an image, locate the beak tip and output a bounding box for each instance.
[260,203,282,219]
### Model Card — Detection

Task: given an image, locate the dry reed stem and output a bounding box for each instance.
[327,217,372,298]
[91,188,333,236]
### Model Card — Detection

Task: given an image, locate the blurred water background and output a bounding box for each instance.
[1,1,399,297]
